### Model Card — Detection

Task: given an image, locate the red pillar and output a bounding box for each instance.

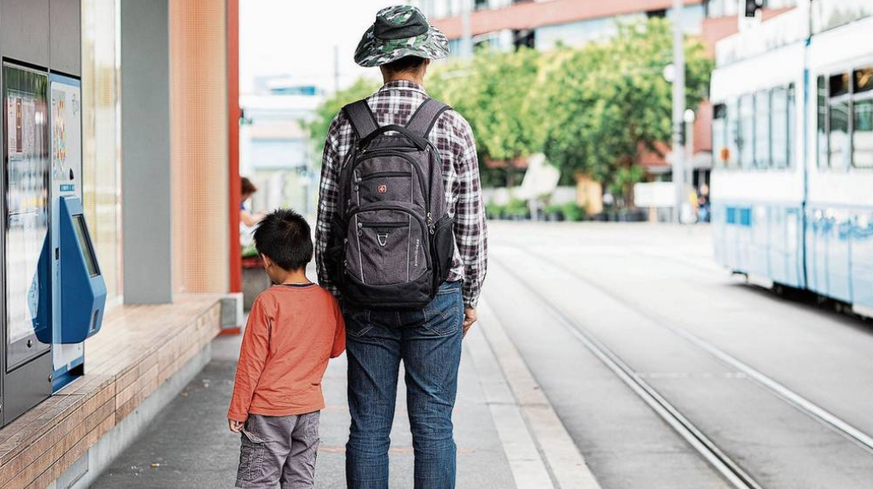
[226,0,242,334]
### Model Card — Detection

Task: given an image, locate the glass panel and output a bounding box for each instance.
[740,94,754,170]
[788,84,796,168]
[82,0,121,302]
[855,67,873,94]
[829,100,850,169]
[854,99,873,168]
[73,215,100,277]
[755,91,771,168]
[817,76,828,168]
[713,104,727,168]
[830,73,850,97]
[3,65,50,353]
[728,99,740,169]
[771,87,789,169]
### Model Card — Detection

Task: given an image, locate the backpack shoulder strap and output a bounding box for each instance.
[405,98,451,138]
[342,100,379,139]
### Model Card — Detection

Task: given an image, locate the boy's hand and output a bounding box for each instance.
[462,308,477,338]
[229,419,244,433]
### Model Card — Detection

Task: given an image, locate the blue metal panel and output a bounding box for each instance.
[850,211,873,310]
[748,205,771,279]
[59,197,107,343]
[826,211,853,303]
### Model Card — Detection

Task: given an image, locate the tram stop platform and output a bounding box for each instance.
[0,295,226,489]
[87,299,602,489]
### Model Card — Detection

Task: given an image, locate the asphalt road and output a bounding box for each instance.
[483,222,873,489]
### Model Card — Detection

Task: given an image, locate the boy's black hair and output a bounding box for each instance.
[253,209,313,271]
[382,56,427,74]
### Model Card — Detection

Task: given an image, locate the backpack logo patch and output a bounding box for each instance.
[377,184,388,194]
[377,233,389,247]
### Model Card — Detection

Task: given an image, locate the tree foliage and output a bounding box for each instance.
[307,18,714,203]
[305,78,379,160]
[540,19,712,198]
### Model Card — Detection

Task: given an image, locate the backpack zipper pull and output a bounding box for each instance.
[426,212,433,225]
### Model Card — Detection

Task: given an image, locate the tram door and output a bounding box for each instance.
[1,63,53,424]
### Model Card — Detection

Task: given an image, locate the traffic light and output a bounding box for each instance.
[744,0,763,18]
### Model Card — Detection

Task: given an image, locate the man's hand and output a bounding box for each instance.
[463,307,477,338]
[229,419,244,433]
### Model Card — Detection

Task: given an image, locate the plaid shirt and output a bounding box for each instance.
[315,80,488,308]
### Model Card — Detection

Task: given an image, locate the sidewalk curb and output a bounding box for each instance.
[477,300,602,489]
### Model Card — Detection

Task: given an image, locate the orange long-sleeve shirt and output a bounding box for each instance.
[228,284,345,422]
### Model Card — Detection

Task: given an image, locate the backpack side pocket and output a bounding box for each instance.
[432,215,455,284]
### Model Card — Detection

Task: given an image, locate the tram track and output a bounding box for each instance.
[492,245,873,488]
[491,254,762,489]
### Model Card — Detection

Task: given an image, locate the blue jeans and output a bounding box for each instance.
[344,281,464,489]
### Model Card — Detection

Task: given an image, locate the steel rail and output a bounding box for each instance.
[492,255,762,489]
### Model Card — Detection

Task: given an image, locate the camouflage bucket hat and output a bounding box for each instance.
[354,5,450,68]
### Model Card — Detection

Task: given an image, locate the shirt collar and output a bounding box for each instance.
[379,80,428,96]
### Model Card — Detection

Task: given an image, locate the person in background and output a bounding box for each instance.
[241,177,265,228]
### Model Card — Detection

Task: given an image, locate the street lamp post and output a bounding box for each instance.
[461,0,473,58]
[672,0,686,224]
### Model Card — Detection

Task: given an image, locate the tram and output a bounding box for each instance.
[710,2,873,317]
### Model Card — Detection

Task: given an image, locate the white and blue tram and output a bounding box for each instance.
[710,1,873,317]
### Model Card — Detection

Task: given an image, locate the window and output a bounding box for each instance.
[788,84,796,168]
[713,104,728,168]
[474,0,489,10]
[817,75,828,168]
[739,94,755,169]
[728,99,740,169]
[755,90,771,168]
[771,87,789,169]
[829,73,851,169]
[854,67,873,168]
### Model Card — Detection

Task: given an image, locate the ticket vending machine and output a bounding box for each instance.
[0,0,105,427]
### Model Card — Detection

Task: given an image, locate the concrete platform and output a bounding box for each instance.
[91,301,599,489]
[0,295,224,489]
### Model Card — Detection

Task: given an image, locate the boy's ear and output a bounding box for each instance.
[260,254,273,268]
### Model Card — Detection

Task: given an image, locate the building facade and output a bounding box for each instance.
[425,0,800,191]
[79,0,239,304]
[240,77,323,217]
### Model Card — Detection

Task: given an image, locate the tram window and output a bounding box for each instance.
[854,99,873,168]
[740,94,755,170]
[755,91,771,168]
[817,76,829,168]
[829,99,850,169]
[829,73,851,169]
[713,104,728,168]
[854,67,873,94]
[727,99,740,169]
[771,87,789,169]
[787,84,796,169]
[830,73,850,97]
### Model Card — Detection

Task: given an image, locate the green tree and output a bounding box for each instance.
[429,48,547,185]
[542,19,713,202]
[305,78,379,160]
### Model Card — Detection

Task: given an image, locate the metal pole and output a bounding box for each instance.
[672,0,686,224]
[461,0,473,58]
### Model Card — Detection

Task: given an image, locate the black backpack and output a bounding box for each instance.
[325,98,455,310]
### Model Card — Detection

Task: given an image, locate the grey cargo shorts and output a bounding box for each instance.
[236,411,321,489]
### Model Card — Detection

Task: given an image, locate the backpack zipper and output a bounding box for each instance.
[359,221,408,228]
[358,171,412,182]
[352,152,431,219]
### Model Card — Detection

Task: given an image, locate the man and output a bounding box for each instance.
[315,5,487,489]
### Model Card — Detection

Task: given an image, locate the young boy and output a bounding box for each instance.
[228,209,345,489]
